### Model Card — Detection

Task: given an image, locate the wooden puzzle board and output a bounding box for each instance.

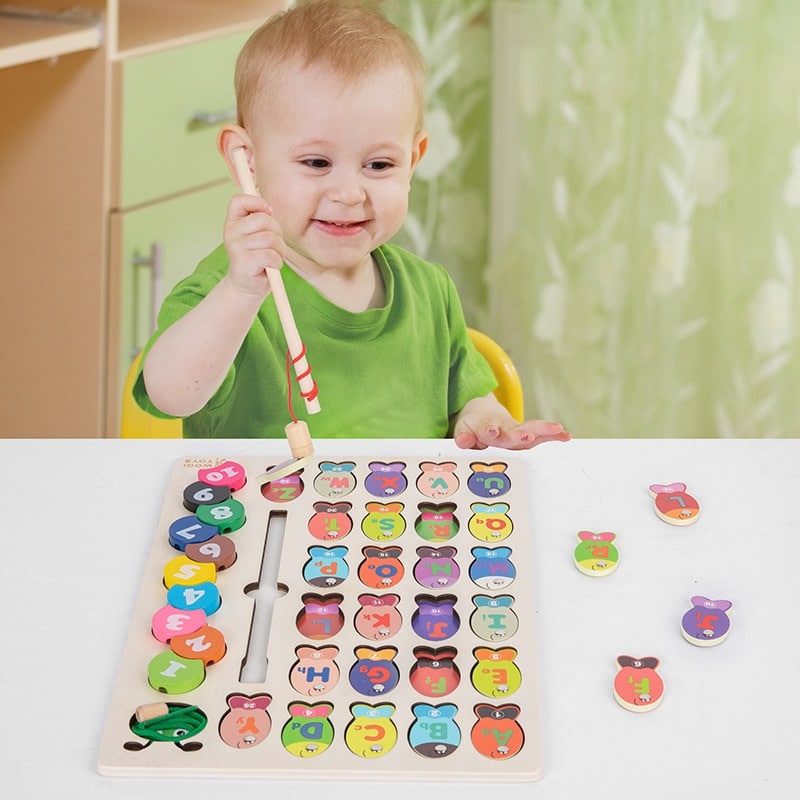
[97,455,544,781]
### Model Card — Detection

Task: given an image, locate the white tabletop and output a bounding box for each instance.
[1,438,795,798]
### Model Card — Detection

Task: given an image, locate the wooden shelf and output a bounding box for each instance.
[114,0,283,59]
[1,0,289,436]
[0,8,103,69]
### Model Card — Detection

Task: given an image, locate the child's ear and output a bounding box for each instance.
[217,124,257,190]
[410,129,429,172]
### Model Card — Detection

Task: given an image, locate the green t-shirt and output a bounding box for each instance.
[134,242,496,438]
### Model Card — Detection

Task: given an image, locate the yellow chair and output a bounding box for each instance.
[120,330,524,436]
[120,351,183,438]
[467,327,524,422]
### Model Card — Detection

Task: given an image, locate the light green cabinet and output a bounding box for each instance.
[106,30,254,435]
[109,182,233,418]
[2,1,287,437]
[118,33,247,208]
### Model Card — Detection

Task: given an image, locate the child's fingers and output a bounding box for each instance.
[454,417,570,451]
[224,194,286,274]
[452,418,494,450]
[502,421,571,450]
[226,192,273,219]
[454,429,488,450]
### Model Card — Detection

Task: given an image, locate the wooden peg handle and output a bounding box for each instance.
[231,147,320,415]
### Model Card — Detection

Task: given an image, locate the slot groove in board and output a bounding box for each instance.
[240,510,288,684]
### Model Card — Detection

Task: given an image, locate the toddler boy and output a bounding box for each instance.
[136,0,569,450]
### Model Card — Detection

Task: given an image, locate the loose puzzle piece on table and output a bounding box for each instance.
[573,531,619,576]
[648,482,700,526]
[681,596,733,647]
[613,655,664,713]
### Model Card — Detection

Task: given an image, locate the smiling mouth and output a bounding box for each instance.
[314,219,367,234]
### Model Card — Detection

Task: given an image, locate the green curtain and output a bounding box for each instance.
[389,0,493,322]
[393,0,800,437]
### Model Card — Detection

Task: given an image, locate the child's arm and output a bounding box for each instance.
[143,193,285,417]
[452,393,571,451]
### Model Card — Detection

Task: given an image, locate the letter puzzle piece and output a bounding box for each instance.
[681,596,733,646]
[218,694,272,749]
[573,531,619,576]
[614,655,664,712]
[648,482,700,525]
[344,703,398,758]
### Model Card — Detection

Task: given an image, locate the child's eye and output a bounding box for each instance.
[303,158,330,169]
[366,160,393,172]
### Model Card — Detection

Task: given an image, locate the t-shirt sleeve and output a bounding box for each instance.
[444,276,498,418]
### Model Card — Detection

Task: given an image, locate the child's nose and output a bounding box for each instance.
[327,171,366,204]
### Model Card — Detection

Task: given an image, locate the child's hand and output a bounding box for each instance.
[453,394,571,451]
[223,193,287,297]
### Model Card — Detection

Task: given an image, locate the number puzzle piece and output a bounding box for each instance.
[182,481,231,513]
[184,535,237,570]
[147,652,205,694]
[170,624,227,666]
[162,555,216,589]
[167,515,218,551]
[151,605,206,643]
[167,581,220,616]
[573,531,619,576]
[648,482,700,525]
[344,703,398,758]
[195,498,246,533]
[681,596,733,646]
[614,655,664,712]
[198,460,247,491]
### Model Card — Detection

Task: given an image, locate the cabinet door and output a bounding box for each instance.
[117,31,248,208]
[106,181,234,435]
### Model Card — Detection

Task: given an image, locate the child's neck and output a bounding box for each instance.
[288,256,385,313]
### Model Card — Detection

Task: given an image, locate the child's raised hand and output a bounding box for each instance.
[223,193,287,297]
[453,394,571,451]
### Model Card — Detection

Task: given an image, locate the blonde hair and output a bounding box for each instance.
[235,0,426,131]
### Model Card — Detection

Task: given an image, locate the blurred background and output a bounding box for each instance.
[391,0,800,437]
[3,0,798,437]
